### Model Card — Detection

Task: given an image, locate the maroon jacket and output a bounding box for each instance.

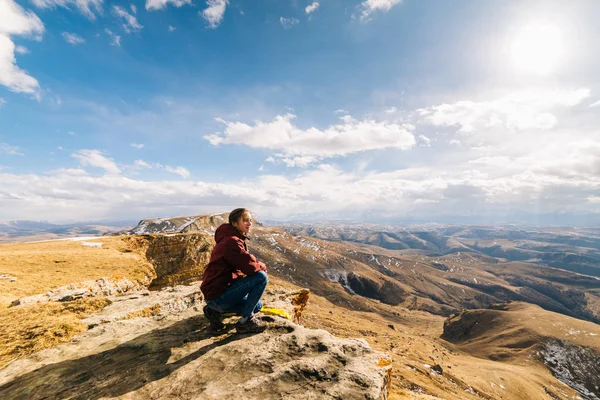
[200,223,267,301]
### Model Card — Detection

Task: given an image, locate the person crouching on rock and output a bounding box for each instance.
[201,208,268,334]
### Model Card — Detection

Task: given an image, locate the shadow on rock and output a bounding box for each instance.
[0,316,243,400]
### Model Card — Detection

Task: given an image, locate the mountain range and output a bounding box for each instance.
[0,214,599,399]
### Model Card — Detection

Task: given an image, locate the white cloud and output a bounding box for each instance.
[3,144,598,222]
[105,28,121,46]
[0,97,5,106]
[280,17,299,29]
[62,32,85,45]
[165,165,190,178]
[47,168,88,176]
[359,0,402,20]
[0,0,44,98]
[72,149,120,175]
[112,5,143,33]
[1,129,600,222]
[334,109,348,114]
[0,35,39,97]
[1,85,599,222]
[132,159,189,178]
[134,159,151,168]
[590,100,600,108]
[205,113,415,166]
[168,25,176,32]
[67,131,76,135]
[0,0,44,37]
[418,134,431,147]
[201,0,228,29]
[131,143,144,149]
[305,2,319,14]
[14,45,28,54]
[146,0,191,11]
[281,156,318,168]
[0,142,24,155]
[31,0,103,19]
[420,88,590,133]
[130,4,136,13]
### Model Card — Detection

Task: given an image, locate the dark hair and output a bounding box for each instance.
[228,208,249,225]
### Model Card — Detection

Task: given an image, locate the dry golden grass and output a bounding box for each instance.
[0,297,112,369]
[0,236,155,369]
[0,236,154,309]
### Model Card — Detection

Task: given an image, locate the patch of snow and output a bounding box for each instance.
[29,236,106,243]
[66,237,105,242]
[179,218,199,231]
[82,242,103,248]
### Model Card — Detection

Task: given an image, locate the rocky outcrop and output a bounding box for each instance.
[0,274,16,282]
[542,339,600,400]
[321,269,406,306]
[9,277,145,307]
[129,214,228,235]
[124,233,214,289]
[0,285,392,400]
[82,284,203,328]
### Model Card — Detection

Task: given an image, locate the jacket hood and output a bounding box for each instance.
[214,223,244,244]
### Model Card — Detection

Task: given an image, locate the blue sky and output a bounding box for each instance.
[1,0,600,223]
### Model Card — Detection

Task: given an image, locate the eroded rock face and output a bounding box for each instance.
[346,273,406,306]
[542,339,600,400]
[124,233,214,289]
[0,286,391,400]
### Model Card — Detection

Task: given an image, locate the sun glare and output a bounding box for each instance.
[510,23,564,75]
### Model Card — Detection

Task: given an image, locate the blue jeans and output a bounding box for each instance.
[206,271,267,318]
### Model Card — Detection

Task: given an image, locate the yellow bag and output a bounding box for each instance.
[261,307,291,320]
[222,307,291,319]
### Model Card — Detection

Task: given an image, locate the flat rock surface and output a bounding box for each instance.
[0,284,391,400]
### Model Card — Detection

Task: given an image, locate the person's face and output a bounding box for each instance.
[233,212,253,235]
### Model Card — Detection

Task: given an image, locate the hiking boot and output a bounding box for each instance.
[236,316,267,334]
[203,305,225,332]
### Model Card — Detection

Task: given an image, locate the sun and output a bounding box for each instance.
[510,23,564,75]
